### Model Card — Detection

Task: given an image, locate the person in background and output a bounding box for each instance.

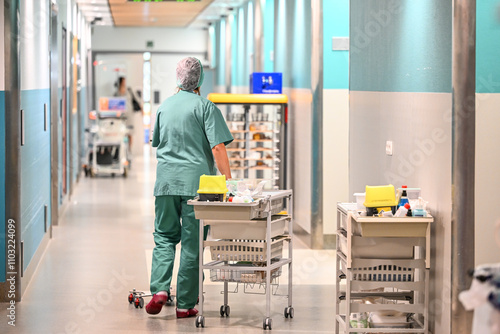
[146,57,233,318]
[114,76,134,151]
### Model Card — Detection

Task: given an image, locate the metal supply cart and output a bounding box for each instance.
[84,99,130,178]
[188,190,293,330]
[336,203,433,333]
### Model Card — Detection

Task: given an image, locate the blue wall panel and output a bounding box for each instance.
[275,0,295,88]
[323,0,349,89]
[216,20,226,87]
[350,0,452,93]
[79,87,87,164]
[231,15,238,87]
[236,6,247,87]
[246,1,254,86]
[0,91,5,283]
[72,100,79,184]
[275,0,311,89]
[58,87,62,205]
[264,0,275,72]
[477,0,500,93]
[291,0,311,89]
[20,89,51,271]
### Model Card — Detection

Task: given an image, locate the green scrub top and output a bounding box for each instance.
[152,90,233,197]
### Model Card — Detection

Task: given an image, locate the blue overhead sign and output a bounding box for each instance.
[250,72,283,94]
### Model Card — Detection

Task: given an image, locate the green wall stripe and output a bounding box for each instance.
[350,0,452,93]
[477,0,500,93]
[323,0,349,89]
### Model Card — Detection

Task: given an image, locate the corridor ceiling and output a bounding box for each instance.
[108,0,213,27]
[77,0,248,28]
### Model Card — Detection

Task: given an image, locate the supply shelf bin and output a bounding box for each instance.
[192,191,285,220]
[206,236,287,262]
[207,215,289,240]
[210,261,283,284]
[354,217,431,238]
[188,189,294,330]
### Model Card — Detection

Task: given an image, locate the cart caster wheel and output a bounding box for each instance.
[263,317,272,330]
[195,315,205,328]
[134,297,140,308]
[220,305,230,317]
[128,293,134,304]
[122,168,127,178]
[284,307,294,319]
[166,294,174,306]
[111,173,115,178]
[139,297,144,308]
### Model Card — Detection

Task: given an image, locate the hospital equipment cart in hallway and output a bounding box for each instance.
[336,203,433,333]
[188,190,294,330]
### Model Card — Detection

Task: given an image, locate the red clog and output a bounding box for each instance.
[176,308,198,318]
[145,294,168,315]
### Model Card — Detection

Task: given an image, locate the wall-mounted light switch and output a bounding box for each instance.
[386,141,393,156]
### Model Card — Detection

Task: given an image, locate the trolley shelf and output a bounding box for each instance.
[229,158,281,162]
[251,139,279,143]
[338,291,414,301]
[202,258,292,271]
[336,315,428,333]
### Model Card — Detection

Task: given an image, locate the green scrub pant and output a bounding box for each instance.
[150,195,208,309]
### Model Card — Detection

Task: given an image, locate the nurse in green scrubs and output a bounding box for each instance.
[146,57,233,318]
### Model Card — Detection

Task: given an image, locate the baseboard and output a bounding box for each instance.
[20,231,51,298]
[293,223,312,248]
[293,224,336,249]
[323,234,336,249]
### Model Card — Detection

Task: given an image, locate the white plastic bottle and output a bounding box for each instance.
[394,205,408,217]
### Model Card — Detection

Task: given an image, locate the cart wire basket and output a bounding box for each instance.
[210,262,282,284]
[205,236,287,262]
[351,264,414,282]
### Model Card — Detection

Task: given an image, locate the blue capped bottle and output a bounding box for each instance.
[398,185,409,209]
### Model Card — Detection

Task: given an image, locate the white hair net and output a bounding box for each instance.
[176,57,204,91]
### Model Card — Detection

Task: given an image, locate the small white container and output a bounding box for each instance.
[353,193,366,210]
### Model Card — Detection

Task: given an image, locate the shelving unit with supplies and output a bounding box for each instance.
[336,203,433,333]
[207,93,288,190]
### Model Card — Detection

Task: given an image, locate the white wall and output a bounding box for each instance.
[349,91,453,333]
[475,93,500,265]
[20,0,50,90]
[92,26,208,54]
[323,89,349,234]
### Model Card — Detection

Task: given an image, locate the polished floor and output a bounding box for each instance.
[0,147,337,333]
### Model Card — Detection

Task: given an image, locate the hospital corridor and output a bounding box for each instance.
[1,149,335,333]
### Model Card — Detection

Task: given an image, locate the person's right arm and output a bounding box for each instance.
[151,111,160,147]
[212,143,232,179]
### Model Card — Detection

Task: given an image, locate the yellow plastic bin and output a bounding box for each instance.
[197,175,228,202]
[364,184,398,216]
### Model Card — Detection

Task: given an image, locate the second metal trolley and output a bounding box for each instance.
[188,189,294,330]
